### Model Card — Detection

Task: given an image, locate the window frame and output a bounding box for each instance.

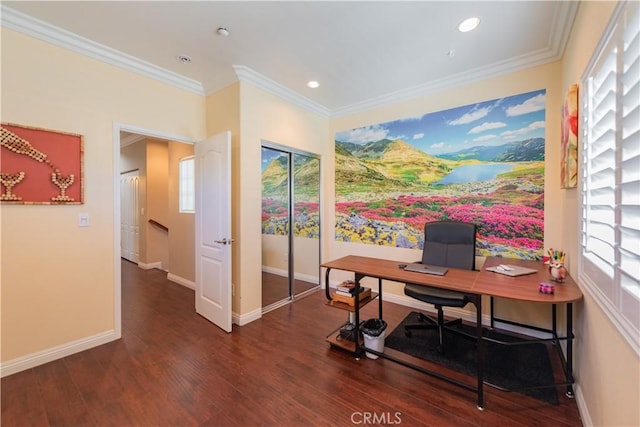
[579,0,640,355]
[178,155,195,213]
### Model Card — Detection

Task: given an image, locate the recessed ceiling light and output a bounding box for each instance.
[458,17,480,33]
[307,81,320,89]
[216,27,230,37]
[176,54,192,64]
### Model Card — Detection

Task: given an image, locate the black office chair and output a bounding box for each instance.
[404,221,477,353]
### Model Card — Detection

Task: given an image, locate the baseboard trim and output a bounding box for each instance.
[138,261,162,270]
[233,308,262,326]
[167,273,195,290]
[573,384,591,427]
[262,265,319,285]
[0,330,119,378]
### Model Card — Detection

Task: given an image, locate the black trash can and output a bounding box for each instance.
[360,319,387,359]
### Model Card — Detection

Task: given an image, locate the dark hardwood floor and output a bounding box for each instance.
[1,260,582,426]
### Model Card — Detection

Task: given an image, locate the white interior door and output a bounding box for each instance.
[195,131,232,332]
[120,171,139,263]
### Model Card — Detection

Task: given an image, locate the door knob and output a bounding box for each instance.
[214,238,235,245]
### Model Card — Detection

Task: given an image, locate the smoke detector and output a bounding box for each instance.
[216,27,230,37]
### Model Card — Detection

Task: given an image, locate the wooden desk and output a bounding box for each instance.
[323,255,485,408]
[322,255,583,409]
[477,257,583,401]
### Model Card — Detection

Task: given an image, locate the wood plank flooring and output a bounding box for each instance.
[1,260,583,426]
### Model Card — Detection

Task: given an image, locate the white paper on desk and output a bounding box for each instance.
[485,265,537,277]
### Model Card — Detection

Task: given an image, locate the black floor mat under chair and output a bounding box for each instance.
[384,311,559,405]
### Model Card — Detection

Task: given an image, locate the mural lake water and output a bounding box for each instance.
[435,163,516,185]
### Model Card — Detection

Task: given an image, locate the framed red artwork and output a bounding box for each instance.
[561,84,578,189]
[0,123,84,204]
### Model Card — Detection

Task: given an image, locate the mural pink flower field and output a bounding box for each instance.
[335,194,543,259]
[262,199,320,238]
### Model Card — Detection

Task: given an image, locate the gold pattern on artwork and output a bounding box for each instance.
[0,128,48,162]
[0,171,26,200]
[51,172,75,202]
[1,125,79,202]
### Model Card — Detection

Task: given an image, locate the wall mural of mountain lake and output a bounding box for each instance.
[261,148,320,239]
[334,89,546,260]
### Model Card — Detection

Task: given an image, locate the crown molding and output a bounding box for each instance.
[0,5,205,96]
[2,2,578,119]
[331,1,579,118]
[332,46,556,118]
[547,0,580,61]
[233,65,330,118]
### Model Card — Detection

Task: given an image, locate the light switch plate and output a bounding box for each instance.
[78,212,89,227]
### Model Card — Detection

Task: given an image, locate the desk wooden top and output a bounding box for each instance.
[475,257,583,303]
[322,255,477,293]
[322,255,583,304]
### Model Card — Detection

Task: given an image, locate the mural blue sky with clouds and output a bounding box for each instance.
[335,89,546,155]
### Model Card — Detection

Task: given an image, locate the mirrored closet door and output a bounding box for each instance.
[261,143,320,312]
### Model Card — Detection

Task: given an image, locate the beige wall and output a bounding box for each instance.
[168,141,195,282]
[1,28,205,363]
[262,236,320,283]
[262,234,288,272]
[146,139,169,269]
[235,82,330,318]
[206,82,329,318]
[294,236,320,281]
[561,2,639,426]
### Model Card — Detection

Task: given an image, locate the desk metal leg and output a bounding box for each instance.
[552,303,558,339]
[324,267,333,300]
[472,294,484,410]
[353,273,365,359]
[378,278,383,319]
[566,303,575,398]
[490,296,495,329]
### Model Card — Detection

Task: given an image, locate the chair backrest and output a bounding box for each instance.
[421,221,476,271]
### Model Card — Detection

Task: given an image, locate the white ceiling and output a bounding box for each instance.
[2,1,578,116]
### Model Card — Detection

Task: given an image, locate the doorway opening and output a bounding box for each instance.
[113,123,196,338]
[119,132,195,274]
[261,142,321,313]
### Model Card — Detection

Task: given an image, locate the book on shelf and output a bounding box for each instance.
[335,285,367,297]
[332,287,372,306]
[336,280,356,293]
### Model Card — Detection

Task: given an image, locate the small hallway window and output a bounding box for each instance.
[179,156,195,213]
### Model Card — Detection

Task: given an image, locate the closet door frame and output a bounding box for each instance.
[261,141,321,308]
